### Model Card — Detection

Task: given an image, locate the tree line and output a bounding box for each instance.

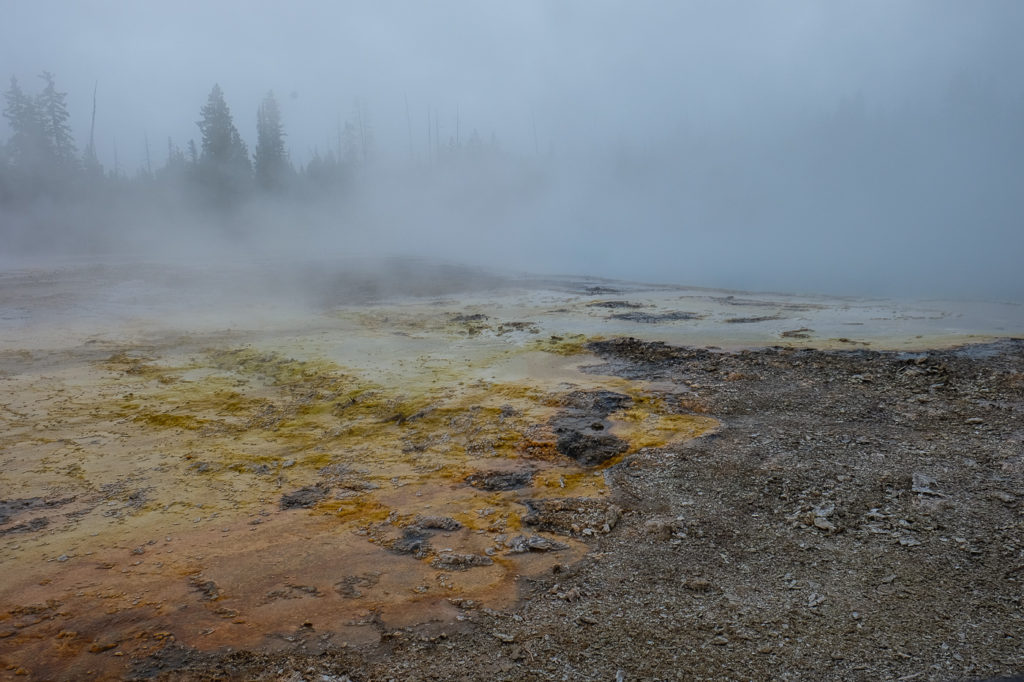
[0,73,388,208]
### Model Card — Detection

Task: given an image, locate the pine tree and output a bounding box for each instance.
[3,76,48,174]
[36,71,77,171]
[254,91,288,191]
[195,84,251,202]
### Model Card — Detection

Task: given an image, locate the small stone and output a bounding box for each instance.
[56,554,69,562]
[88,640,118,653]
[812,517,836,532]
[911,472,941,496]
[684,578,712,592]
[711,635,729,646]
[492,631,515,643]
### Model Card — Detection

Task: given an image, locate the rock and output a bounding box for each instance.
[465,470,534,491]
[430,552,493,570]
[610,311,702,323]
[553,425,629,466]
[812,517,837,532]
[549,391,632,466]
[447,597,477,609]
[587,300,644,309]
[492,631,515,643]
[911,472,940,495]
[279,486,329,509]
[415,515,463,531]
[523,497,621,536]
[88,639,118,653]
[190,577,221,601]
[504,534,568,553]
[390,528,432,557]
[1,517,49,534]
[334,573,379,598]
[559,587,582,602]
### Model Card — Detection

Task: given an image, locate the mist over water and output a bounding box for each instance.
[2,1,1023,300]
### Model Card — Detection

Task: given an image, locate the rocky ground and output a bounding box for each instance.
[136,337,1024,681]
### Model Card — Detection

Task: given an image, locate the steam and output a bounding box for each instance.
[2,1,1023,300]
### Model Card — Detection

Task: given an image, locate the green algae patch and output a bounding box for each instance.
[207,347,360,391]
[103,351,181,384]
[528,334,595,356]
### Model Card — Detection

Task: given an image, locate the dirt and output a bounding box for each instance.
[2,264,1023,681]
[56,336,1018,681]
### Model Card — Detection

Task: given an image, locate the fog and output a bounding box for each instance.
[3,1,1024,299]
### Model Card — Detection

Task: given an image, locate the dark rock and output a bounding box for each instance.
[523,498,622,535]
[610,311,703,323]
[189,577,221,601]
[0,496,75,525]
[559,390,631,415]
[0,516,49,535]
[723,315,783,324]
[279,486,329,509]
[504,534,568,553]
[390,527,431,557]
[415,515,463,531]
[334,573,380,598]
[465,469,534,491]
[549,390,632,466]
[430,552,493,570]
[587,300,644,309]
[554,425,628,466]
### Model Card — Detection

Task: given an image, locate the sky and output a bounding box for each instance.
[3,1,1024,298]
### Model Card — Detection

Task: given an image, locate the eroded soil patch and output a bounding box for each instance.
[0,340,711,680]
[108,337,1024,681]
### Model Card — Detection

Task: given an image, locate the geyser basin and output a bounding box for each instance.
[1,262,1021,679]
